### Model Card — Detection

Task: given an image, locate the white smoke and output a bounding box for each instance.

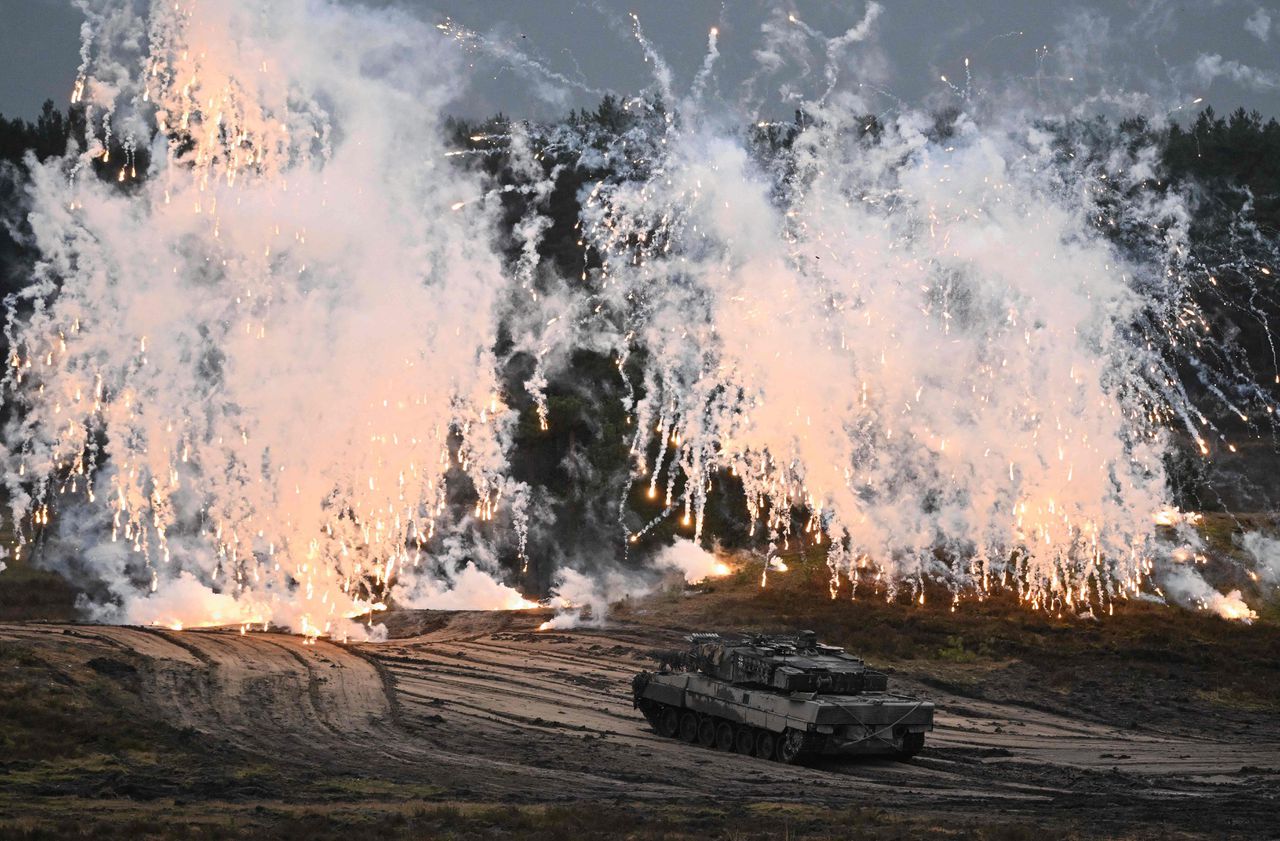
[576,101,1187,612]
[108,570,268,631]
[655,539,730,583]
[5,0,531,637]
[1242,532,1280,585]
[1245,7,1272,43]
[5,1,1275,636]
[393,562,535,612]
[536,610,583,631]
[1193,53,1280,93]
[538,566,652,630]
[1158,563,1256,623]
[537,542,730,631]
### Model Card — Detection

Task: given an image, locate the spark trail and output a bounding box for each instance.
[527,15,1280,619]
[4,0,530,638]
[2,1,1277,633]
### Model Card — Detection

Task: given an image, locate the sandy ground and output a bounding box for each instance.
[2,609,1275,838]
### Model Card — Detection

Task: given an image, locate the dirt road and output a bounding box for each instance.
[3,610,1275,837]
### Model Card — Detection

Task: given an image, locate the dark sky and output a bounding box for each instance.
[2,0,1278,122]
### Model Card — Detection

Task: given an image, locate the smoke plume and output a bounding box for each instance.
[6,0,528,638]
[2,0,1276,634]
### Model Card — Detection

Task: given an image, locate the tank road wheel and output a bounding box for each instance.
[714,722,736,752]
[754,730,777,760]
[897,732,925,759]
[734,727,757,755]
[678,712,700,743]
[775,729,805,764]
[697,717,718,748]
[658,707,680,739]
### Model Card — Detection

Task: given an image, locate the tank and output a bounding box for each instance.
[632,631,934,763]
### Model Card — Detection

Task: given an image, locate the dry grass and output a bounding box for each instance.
[0,796,1124,841]
[0,558,78,621]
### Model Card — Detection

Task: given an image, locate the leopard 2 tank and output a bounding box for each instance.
[631,631,933,762]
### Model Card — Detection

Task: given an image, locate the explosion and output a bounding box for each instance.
[2,0,1276,634]
[4,0,527,639]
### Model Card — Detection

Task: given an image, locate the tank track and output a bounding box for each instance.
[633,695,924,763]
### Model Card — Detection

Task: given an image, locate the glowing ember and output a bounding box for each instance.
[1154,509,1203,527]
[1213,596,1258,623]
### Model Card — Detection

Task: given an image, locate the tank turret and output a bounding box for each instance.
[683,631,890,694]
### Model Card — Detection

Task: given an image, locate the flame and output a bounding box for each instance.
[343,601,388,619]
[1211,594,1257,622]
[1154,508,1203,527]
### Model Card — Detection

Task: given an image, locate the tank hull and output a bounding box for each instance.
[634,671,933,759]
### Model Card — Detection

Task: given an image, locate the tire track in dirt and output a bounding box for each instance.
[4,612,1277,826]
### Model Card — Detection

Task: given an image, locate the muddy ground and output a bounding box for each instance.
[0,554,1278,840]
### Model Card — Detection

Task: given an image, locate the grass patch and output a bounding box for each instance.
[1194,686,1280,713]
[312,777,447,800]
[0,644,161,762]
[0,799,1102,841]
[936,634,995,663]
[0,557,78,621]
[0,635,308,804]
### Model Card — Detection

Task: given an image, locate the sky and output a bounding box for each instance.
[1,0,1278,122]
